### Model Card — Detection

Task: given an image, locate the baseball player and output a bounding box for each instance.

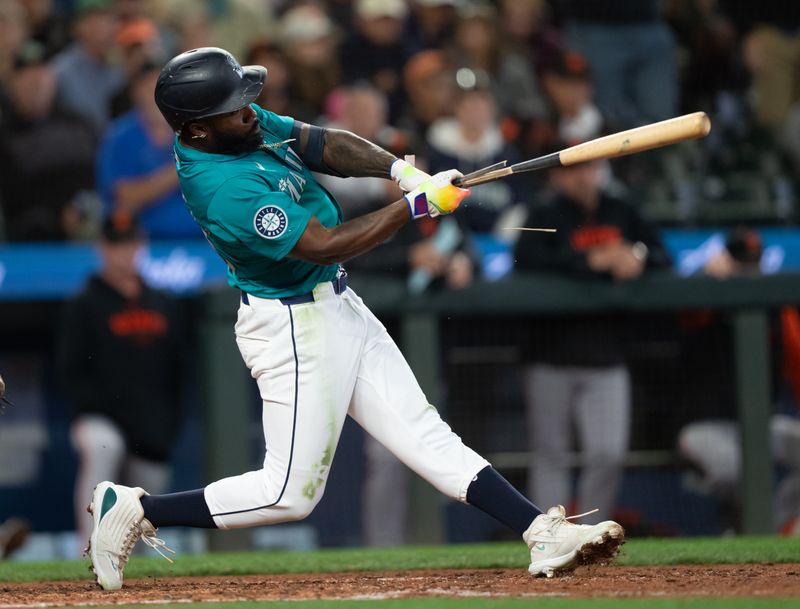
[85,48,624,590]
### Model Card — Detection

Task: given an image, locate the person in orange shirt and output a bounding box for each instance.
[57,214,185,553]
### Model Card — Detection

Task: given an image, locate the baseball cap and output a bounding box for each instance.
[725,226,763,265]
[116,17,158,47]
[101,213,145,243]
[356,0,408,19]
[279,6,337,45]
[403,50,449,90]
[543,49,591,80]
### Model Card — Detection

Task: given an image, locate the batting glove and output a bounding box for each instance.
[390,159,431,192]
[404,169,470,219]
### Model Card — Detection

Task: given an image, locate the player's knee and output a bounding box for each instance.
[280,494,321,521]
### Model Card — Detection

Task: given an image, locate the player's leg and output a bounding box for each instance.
[346,290,623,576]
[524,363,575,510]
[71,414,126,553]
[88,286,364,589]
[573,366,631,520]
[152,287,364,529]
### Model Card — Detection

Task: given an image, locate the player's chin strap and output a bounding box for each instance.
[140,519,176,563]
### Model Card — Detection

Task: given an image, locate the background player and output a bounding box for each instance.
[85,47,624,590]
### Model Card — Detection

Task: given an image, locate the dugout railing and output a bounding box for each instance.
[200,271,800,547]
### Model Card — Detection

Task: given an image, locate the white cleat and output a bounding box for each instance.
[86,481,148,590]
[524,505,625,578]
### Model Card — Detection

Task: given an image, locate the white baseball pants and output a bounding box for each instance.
[204,282,489,529]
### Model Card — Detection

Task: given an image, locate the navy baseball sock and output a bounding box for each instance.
[141,489,217,529]
[466,466,542,536]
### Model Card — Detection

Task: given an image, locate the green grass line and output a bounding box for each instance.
[63,600,800,609]
[1,536,799,583]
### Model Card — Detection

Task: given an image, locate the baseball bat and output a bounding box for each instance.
[454,112,711,188]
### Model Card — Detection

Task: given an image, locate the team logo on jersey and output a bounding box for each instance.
[254,205,288,239]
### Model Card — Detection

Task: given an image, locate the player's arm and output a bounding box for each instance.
[290,122,429,191]
[290,171,470,265]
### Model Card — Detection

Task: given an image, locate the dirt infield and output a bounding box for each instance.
[2,564,799,606]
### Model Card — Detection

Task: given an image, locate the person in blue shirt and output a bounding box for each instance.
[97,62,201,239]
[83,47,624,591]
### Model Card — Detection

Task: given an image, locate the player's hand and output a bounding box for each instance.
[404,170,470,219]
[609,245,645,281]
[0,373,5,400]
[704,250,737,279]
[390,159,430,192]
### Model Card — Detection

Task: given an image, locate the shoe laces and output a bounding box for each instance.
[139,523,175,564]
[542,508,600,535]
[564,508,599,521]
[118,524,142,568]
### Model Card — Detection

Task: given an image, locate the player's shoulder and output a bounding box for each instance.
[206,171,290,223]
[214,159,287,193]
[252,103,295,137]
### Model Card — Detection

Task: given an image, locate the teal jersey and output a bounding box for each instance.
[174,104,341,298]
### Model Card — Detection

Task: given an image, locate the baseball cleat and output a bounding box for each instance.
[86,481,151,590]
[524,505,625,578]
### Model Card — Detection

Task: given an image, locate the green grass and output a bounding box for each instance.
[1,536,799,583]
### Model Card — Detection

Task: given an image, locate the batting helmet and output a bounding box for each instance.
[155,47,266,133]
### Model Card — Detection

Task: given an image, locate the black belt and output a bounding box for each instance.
[241,272,348,306]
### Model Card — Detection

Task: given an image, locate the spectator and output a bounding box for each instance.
[540,50,604,145]
[157,0,274,61]
[245,40,291,118]
[559,0,678,130]
[398,49,456,150]
[51,0,125,134]
[523,48,607,167]
[97,61,198,239]
[0,40,97,241]
[408,0,459,51]
[19,0,71,59]
[278,4,342,123]
[426,69,526,281]
[340,0,413,122]
[109,16,164,118]
[0,0,28,84]
[678,227,800,534]
[665,0,741,115]
[742,25,800,178]
[498,0,562,77]
[58,214,185,550]
[514,149,671,520]
[448,4,547,130]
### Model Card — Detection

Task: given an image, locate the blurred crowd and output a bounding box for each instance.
[0,0,799,248]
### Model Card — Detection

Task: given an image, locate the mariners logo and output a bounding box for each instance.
[254,205,288,239]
